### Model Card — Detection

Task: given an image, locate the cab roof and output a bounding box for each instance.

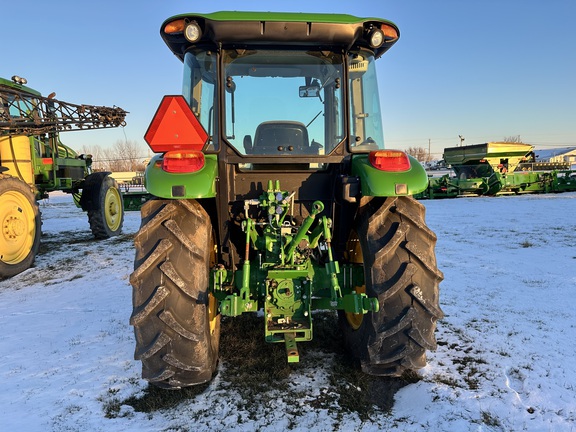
[160,11,400,60]
[0,77,41,97]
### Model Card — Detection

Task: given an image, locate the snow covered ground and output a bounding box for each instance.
[1,191,575,431]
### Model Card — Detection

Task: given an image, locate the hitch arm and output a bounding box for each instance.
[284,200,324,262]
[320,216,341,301]
[312,292,379,314]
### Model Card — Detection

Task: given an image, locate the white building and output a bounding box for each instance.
[534,147,576,169]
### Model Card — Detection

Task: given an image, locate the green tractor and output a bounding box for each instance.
[0,76,127,279]
[130,11,443,389]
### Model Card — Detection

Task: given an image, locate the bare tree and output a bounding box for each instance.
[113,139,146,171]
[97,140,148,172]
[406,146,432,163]
[503,135,523,143]
[75,140,146,172]
[102,146,123,172]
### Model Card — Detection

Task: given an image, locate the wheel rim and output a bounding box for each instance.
[208,293,218,335]
[104,187,122,231]
[345,230,366,330]
[0,190,36,265]
[208,231,219,336]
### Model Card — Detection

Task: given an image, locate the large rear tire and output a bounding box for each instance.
[341,196,444,376]
[130,198,220,389]
[0,176,41,280]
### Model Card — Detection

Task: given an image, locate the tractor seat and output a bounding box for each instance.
[253,121,309,154]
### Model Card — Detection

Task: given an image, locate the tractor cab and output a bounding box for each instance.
[184,47,383,164]
[154,12,399,170]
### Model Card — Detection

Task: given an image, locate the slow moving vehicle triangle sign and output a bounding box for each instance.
[144,95,208,153]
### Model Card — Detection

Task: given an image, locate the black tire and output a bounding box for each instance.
[0,176,41,280]
[130,198,220,389]
[85,174,124,239]
[340,196,444,376]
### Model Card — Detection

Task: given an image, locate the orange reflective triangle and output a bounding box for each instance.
[144,95,208,153]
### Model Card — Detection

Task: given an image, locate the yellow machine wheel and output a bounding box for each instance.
[0,176,41,279]
[103,185,123,232]
[84,173,124,239]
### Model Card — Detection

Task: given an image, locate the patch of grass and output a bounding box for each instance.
[218,311,414,420]
[452,356,488,390]
[433,374,463,389]
[480,410,502,427]
[102,397,122,419]
[118,383,210,415]
[114,311,414,421]
[219,313,293,388]
[520,240,534,248]
[327,355,416,420]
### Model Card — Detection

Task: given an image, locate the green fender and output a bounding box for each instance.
[351,154,428,196]
[144,154,218,198]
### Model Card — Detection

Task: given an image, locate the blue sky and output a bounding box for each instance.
[3,0,575,159]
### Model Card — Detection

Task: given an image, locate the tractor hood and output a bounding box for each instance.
[160,11,399,60]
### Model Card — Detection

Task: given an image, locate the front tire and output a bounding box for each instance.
[341,196,444,376]
[0,176,41,279]
[130,199,220,389]
[83,173,123,239]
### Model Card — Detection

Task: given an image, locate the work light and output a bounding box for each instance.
[368,29,384,48]
[184,22,202,43]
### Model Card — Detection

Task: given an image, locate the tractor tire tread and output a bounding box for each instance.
[342,196,443,377]
[130,198,219,388]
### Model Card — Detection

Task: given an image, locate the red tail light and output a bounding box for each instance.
[161,150,205,173]
[369,150,411,172]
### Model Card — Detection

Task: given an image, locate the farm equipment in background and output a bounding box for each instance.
[416,142,576,199]
[110,171,152,211]
[129,11,443,389]
[0,76,128,279]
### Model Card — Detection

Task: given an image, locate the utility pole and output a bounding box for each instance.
[458,135,465,147]
[428,138,431,162]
